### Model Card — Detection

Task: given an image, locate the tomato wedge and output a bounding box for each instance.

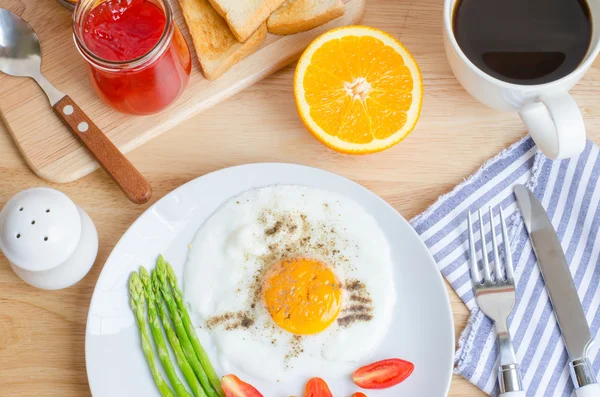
[352,358,414,389]
[305,377,333,397]
[352,393,367,397]
[221,374,264,397]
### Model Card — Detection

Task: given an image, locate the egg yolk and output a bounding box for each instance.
[262,258,342,335]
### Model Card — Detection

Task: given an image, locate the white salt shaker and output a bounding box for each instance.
[0,187,98,289]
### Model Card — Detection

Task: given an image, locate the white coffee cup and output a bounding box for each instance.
[443,0,600,159]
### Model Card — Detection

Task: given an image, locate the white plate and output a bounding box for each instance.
[86,163,454,397]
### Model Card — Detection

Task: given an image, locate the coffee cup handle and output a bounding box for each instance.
[519,90,586,160]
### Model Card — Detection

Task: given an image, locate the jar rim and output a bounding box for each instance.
[72,0,174,70]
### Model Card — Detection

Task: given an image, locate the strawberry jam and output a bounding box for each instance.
[75,0,191,115]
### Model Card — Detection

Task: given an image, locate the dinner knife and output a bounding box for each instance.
[514,184,600,397]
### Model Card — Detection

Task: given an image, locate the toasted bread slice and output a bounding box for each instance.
[267,0,344,35]
[207,0,286,42]
[179,0,267,80]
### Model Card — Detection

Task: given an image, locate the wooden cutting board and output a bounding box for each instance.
[0,0,365,183]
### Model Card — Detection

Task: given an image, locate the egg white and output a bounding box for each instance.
[184,185,396,394]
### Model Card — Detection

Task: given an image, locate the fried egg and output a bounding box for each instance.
[184,185,396,389]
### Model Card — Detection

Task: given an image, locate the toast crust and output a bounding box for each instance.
[179,0,267,80]
[267,0,344,35]
[207,0,287,42]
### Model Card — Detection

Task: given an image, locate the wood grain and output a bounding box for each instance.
[0,0,599,396]
[0,0,364,184]
[53,96,152,204]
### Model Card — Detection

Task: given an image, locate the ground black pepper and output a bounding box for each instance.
[337,279,374,327]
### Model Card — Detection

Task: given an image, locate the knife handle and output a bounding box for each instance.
[575,384,600,397]
[499,363,524,394]
[52,96,152,204]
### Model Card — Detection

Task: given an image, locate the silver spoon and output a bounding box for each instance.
[0,8,152,204]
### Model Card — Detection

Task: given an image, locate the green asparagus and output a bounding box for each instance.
[129,272,176,397]
[151,270,209,397]
[164,259,225,397]
[138,267,192,397]
[164,259,224,396]
[156,256,223,397]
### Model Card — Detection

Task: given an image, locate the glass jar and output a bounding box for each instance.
[72,0,191,115]
[58,0,78,10]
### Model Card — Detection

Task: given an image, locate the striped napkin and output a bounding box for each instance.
[410,136,600,397]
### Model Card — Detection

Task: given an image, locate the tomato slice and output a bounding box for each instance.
[305,377,333,397]
[351,393,368,397]
[352,358,414,389]
[221,374,264,397]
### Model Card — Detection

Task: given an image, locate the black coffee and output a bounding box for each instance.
[453,0,592,85]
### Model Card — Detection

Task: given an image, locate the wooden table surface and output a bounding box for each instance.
[1,0,599,396]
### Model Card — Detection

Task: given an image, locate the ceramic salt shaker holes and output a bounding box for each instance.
[0,187,98,289]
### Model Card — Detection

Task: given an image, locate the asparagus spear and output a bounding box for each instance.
[155,256,223,397]
[164,259,222,396]
[164,259,224,397]
[150,270,208,397]
[129,272,176,397]
[138,267,192,397]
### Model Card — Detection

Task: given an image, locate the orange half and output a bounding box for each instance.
[294,26,423,154]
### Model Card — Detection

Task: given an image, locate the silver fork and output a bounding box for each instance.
[468,207,525,397]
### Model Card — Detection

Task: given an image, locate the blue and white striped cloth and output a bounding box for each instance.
[410,136,600,397]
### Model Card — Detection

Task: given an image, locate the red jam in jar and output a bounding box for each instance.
[74,0,191,115]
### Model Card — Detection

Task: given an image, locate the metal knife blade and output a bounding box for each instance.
[514,184,592,361]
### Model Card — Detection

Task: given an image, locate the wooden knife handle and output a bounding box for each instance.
[53,96,152,204]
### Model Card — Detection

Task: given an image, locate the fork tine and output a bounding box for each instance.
[489,207,503,281]
[467,211,481,287]
[478,209,492,283]
[500,207,515,284]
